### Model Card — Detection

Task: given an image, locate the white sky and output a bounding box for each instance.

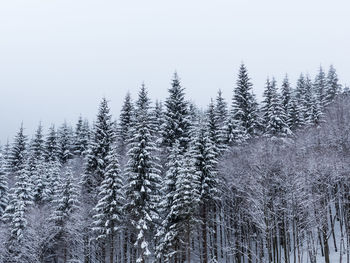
[0,0,349,143]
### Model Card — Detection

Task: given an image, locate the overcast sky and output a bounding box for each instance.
[0,0,349,143]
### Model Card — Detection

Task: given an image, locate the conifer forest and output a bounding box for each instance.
[1,64,350,263]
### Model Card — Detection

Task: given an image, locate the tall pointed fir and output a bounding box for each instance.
[45,125,59,162]
[2,165,33,262]
[325,65,341,105]
[207,99,221,157]
[93,147,124,263]
[8,123,27,175]
[74,116,90,157]
[294,74,307,128]
[191,125,219,263]
[117,92,134,158]
[153,100,164,146]
[125,84,161,263]
[162,72,191,152]
[0,153,8,217]
[215,90,228,147]
[262,78,291,137]
[50,167,81,262]
[231,63,259,137]
[281,75,292,121]
[314,66,327,108]
[57,122,74,164]
[30,123,45,160]
[83,97,116,195]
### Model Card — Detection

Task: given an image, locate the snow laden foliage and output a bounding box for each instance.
[0,64,347,262]
[162,72,191,152]
[125,84,161,263]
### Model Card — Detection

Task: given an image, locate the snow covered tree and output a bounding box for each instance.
[162,72,191,151]
[50,167,81,263]
[262,78,291,137]
[57,122,74,164]
[117,92,134,157]
[2,165,33,262]
[44,125,59,162]
[93,148,124,263]
[215,90,228,147]
[0,154,8,217]
[8,123,27,174]
[325,65,341,105]
[206,99,221,157]
[74,116,90,157]
[153,100,164,146]
[125,84,161,263]
[191,126,219,263]
[281,75,292,118]
[231,63,259,136]
[30,123,45,160]
[314,66,327,107]
[82,97,116,194]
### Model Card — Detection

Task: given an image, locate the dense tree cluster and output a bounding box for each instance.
[0,64,346,263]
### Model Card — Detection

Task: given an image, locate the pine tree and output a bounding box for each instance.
[263,79,291,137]
[8,123,27,174]
[30,123,45,160]
[117,92,134,157]
[57,122,74,164]
[162,72,191,151]
[215,90,228,147]
[191,126,218,263]
[314,66,327,107]
[207,99,221,157]
[2,165,33,261]
[50,167,80,262]
[82,98,116,194]
[93,148,124,263]
[45,125,59,162]
[325,65,341,105]
[125,84,161,263]
[281,75,292,119]
[153,100,164,146]
[231,63,259,136]
[0,153,8,217]
[74,116,90,156]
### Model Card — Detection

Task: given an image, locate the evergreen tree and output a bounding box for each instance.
[215,90,228,147]
[50,167,81,262]
[231,63,259,136]
[8,123,27,174]
[82,97,116,194]
[153,100,164,145]
[45,125,59,162]
[117,92,134,157]
[314,66,327,107]
[325,65,341,105]
[30,123,45,160]
[0,153,8,217]
[74,116,90,156]
[93,148,124,263]
[207,99,221,157]
[191,126,218,263]
[57,122,74,164]
[162,72,191,151]
[2,165,33,262]
[125,84,161,263]
[281,75,292,119]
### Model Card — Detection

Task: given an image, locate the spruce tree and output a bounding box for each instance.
[82,97,116,194]
[117,92,134,157]
[162,72,191,151]
[314,66,327,107]
[231,63,259,136]
[281,75,292,119]
[8,123,27,174]
[325,65,341,105]
[215,90,228,147]
[45,125,59,162]
[125,84,161,263]
[0,154,8,217]
[50,167,80,262]
[57,122,74,164]
[191,126,218,263]
[93,148,124,263]
[30,123,45,160]
[74,116,90,156]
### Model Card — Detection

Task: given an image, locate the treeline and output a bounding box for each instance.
[0,64,347,263]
